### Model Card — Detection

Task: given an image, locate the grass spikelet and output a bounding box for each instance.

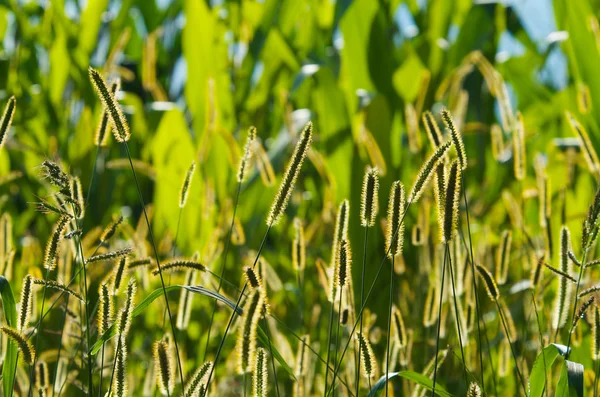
[244,266,263,290]
[43,215,69,270]
[112,257,127,295]
[386,181,406,258]
[18,274,33,331]
[113,336,128,397]
[177,269,196,330]
[127,257,153,269]
[237,126,257,183]
[441,108,467,170]
[572,296,595,331]
[513,112,527,180]
[94,79,120,146]
[490,123,504,160]
[360,166,379,227]
[553,226,573,330]
[566,111,600,175]
[582,184,600,250]
[544,262,577,283]
[356,332,377,380]
[100,214,124,243]
[35,199,73,218]
[179,161,196,208]
[40,160,69,189]
[593,306,600,360]
[476,264,500,301]
[89,67,131,142]
[0,326,35,364]
[183,361,212,397]
[467,382,482,397]
[292,218,306,272]
[441,160,461,243]
[69,176,84,219]
[422,110,443,148]
[87,247,133,263]
[253,347,268,397]
[578,284,600,298]
[31,278,84,302]
[408,141,452,203]
[530,255,544,288]
[154,338,174,395]
[495,230,512,285]
[391,304,407,348]
[569,251,582,267]
[335,239,352,290]
[152,259,205,275]
[236,288,264,374]
[116,278,136,337]
[266,121,313,226]
[98,282,113,335]
[0,96,15,149]
[35,360,49,390]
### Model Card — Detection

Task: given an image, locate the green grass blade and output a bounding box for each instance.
[364,371,454,397]
[528,343,569,397]
[0,276,18,397]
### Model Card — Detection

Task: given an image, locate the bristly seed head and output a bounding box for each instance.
[360,166,379,228]
[0,326,35,364]
[441,160,462,243]
[252,347,268,397]
[441,108,467,171]
[183,361,212,397]
[408,141,452,203]
[116,278,136,337]
[40,160,70,190]
[476,264,500,301]
[43,215,70,271]
[266,121,313,226]
[154,337,174,396]
[292,217,306,273]
[572,296,595,331]
[335,239,352,290]
[95,79,120,147]
[100,214,124,243]
[356,332,377,379]
[18,275,33,332]
[237,126,257,183]
[236,289,264,374]
[151,259,205,275]
[244,266,263,290]
[98,282,113,335]
[89,67,131,142]
[422,110,443,149]
[179,161,196,208]
[385,181,406,259]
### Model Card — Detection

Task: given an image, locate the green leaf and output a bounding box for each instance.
[528,343,569,397]
[0,276,17,397]
[256,326,296,381]
[365,371,454,397]
[565,360,584,397]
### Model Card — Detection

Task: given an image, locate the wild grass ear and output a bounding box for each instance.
[553,225,573,330]
[183,361,212,397]
[113,336,128,397]
[476,264,500,301]
[88,247,133,264]
[252,347,268,397]
[360,166,379,228]
[495,230,512,285]
[100,215,124,243]
[152,259,205,275]
[116,278,137,337]
[89,67,131,142]
[566,111,600,176]
[441,160,462,243]
[43,215,70,271]
[422,110,443,149]
[408,141,452,203]
[572,296,595,331]
[513,112,527,180]
[94,79,120,147]
[593,306,600,360]
[18,275,33,332]
[236,289,264,374]
[0,326,35,364]
[244,266,263,290]
[237,126,257,183]
[335,239,352,291]
[179,161,196,209]
[385,181,406,259]
[292,218,306,273]
[267,121,313,226]
[356,332,377,380]
[154,338,174,396]
[441,108,467,170]
[98,282,113,336]
[0,96,16,150]
[391,305,407,348]
[32,278,84,302]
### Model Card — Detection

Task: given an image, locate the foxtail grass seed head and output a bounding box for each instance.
[292,217,306,272]
[0,96,15,150]
[112,256,127,295]
[266,121,313,226]
[568,251,582,267]
[530,255,544,288]
[100,215,124,243]
[113,336,128,397]
[422,110,443,148]
[476,264,500,301]
[35,360,49,390]
[495,230,512,285]
[442,160,462,243]
[392,305,407,348]
[41,160,69,189]
[89,67,131,142]
[356,332,377,380]
[578,284,600,299]
[572,296,595,331]
[336,239,352,290]
[593,306,600,360]
[0,326,35,364]
[566,111,600,175]
[441,108,467,170]
[544,262,577,283]
[408,141,452,203]
[152,259,205,275]
[43,215,69,271]
[244,266,263,290]
[236,289,264,374]
[237,126,257,183]
[330,199,350,275]
[582,184,600,250]
[467,382,482,397]
[513,112,527,180]
[154,338,174,396]
[116,278,136,337]
[18,275,33,332]
[360,166,379,227]
[35,199,72,218]
[553,225,573,330]
[253,347,268,397]
[95,79,120,146]
[179,161,196,208]
[386,181,406,258]
[98,282,113,335]
[31,278,84,302]
[87,247,133,263]
[184,361,212,397]
[69,176,84,219]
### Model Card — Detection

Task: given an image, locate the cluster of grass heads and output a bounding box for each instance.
[3,0,600,396]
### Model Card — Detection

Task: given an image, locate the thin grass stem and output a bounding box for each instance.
[385,255,394,397]
[431,245,448,396]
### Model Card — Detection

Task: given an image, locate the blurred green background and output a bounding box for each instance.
[2,0,600,394]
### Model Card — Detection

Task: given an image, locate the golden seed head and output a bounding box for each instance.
[43,215,70,271]
[385,181,406,258]
[476,264,500,301]
[360,166,379,227]
[422,110,443,149]
[292,217,306,273]
[0,326,35,364]
[252,347,268,397]
[408,141,452,203]
[179,161,196,208]
[18,275,33,332]
[89,67,131,142]
[100,214,124,243]
[152,259,206,275]
[98,282,113,335]
[441,160,462,243]
[94,79,120,147]
[154,338,174,396]
[236,289,264,374]
[244,266,263,290]
[441,108,467,170]
[237,126,257,183]
[356,332,377,379]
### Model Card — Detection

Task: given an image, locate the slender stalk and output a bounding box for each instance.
[496,300,527,395]
[385,255,394,397]
[530,289,548,397]
[431,246,448,396]
[85,146,101,205]
[10,351,19,397]
[565,248,589,357]
[327,204,412,395]
[355,227,369,397]
[331,285,343,396]
[262,317,281,397]
[203,225,272,393]
[106,336,121,396]
[461,174,485,393]
[161,208,183,328]
[323,288,336,396]
[203,181,242,362]
[28,267,50,396]
[446,244,469,387]
[123,142,185,389]
[594,358,599,397]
